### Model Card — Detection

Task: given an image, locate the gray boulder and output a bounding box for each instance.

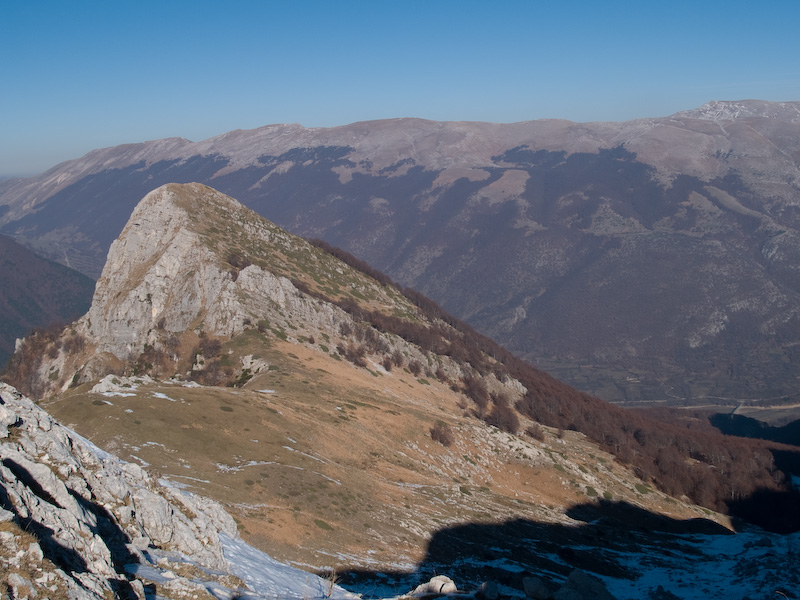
[553,570,617,600]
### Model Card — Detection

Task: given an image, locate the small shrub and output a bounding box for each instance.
[227,252,251,270]
[462,375,490,414]
[164,334,181,351]
[190,360,232,386]
[526,423,545,441]
[337,342,367,367]
[430,421,455,446]
[314,519,333,531]
[484,394,520,434]
[230,368,253,388]
[391,348,404,367]
[199,337,222,358]
[62,333,86,354]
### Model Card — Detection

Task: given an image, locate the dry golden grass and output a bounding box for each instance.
[44,335,726,572]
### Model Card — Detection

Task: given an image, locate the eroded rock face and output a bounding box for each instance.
[80,183,343,361]
[0,382,240,599]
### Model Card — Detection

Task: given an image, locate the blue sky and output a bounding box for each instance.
[2,0,799,176]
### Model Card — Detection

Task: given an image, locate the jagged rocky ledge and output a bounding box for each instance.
[0,382,359,600]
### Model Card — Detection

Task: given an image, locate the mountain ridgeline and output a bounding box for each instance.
[4,183,798,534]
[2,100,800,406]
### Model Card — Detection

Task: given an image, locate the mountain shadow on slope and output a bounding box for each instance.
[336,500,736,598]
[0,234,95,369]
[710,412,800,447]
[726,487,800,534]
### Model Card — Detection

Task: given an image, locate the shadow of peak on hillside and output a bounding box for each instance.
[338,499,731,599]
[726,486,800,534]
[564,499,731,535]
[722,447,800,534]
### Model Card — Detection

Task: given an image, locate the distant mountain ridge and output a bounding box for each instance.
[2,100,800,405]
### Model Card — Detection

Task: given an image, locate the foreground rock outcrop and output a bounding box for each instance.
[0,382,351,599]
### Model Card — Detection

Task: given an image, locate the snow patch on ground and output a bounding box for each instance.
[598,529,800,600]
[215,460,276,473]
[220,533,357,599]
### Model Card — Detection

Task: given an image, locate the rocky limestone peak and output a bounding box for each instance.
[81,182,339,362]
[15,181,425,397]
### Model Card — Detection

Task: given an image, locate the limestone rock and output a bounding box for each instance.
[523,576,555,599]
[475,580,499,600]
[410,575,458,596]
[0,382,256,598]
[553,570,617,600]
[0,403,19,438]
[80,183,340,362]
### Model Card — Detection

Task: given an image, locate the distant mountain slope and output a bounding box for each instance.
[2,101,800,405]
[0,234,95,368]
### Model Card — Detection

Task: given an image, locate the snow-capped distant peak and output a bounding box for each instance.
[674,99,800,122]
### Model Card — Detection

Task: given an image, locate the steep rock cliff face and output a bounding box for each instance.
[82,182,339,361]
[10,182,443,400]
